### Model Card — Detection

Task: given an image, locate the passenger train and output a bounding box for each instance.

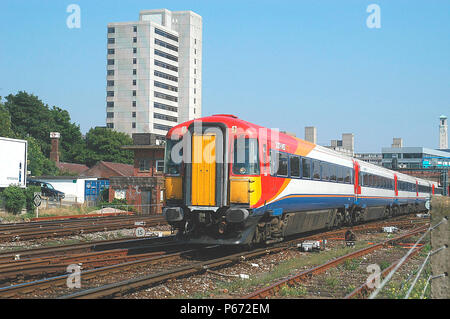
[162,115,442,245]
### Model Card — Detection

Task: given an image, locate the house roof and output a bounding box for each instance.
[56,162,89,175]
[80,161,134,178]
[100,161,134,176]
[122,145,165,150]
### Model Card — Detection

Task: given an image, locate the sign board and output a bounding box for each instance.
[0,137,27,188]
[135,227,146,238]
[33,192,42,207]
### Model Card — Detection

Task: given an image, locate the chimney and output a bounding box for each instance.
[50,132,60,163]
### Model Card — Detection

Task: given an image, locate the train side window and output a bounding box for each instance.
[321,162,330,181]
[301,157,311,179]
[330,164,337,182]
[312,160,321,180]
[337,166,344,183]
[290,156,300,178]
[344,168,351,183]
[277,152,288,177]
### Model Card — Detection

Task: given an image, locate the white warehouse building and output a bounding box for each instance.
[106,9,202,141]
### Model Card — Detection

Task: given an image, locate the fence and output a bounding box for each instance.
[368,196,448,299]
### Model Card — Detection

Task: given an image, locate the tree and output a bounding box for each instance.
[0,98,14,138]
[5,91,85,163]
[84,127,133,167]
[5,91,54,155]
[26,136,58,176]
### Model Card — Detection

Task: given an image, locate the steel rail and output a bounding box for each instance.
[0,244,197,298]
[344,244,426,299]
[242,225,429,299]
[60,246,286,299]
[0,218,166,242]
[0,235,174,263]
[0,215,164,232]
[0,250,171,282]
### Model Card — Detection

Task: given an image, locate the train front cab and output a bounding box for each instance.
[163,122,262,244]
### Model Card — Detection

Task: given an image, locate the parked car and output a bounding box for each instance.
[27,179,65,200]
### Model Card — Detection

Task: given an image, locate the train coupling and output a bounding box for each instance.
[225,208,249,223]
[163,207,184,222]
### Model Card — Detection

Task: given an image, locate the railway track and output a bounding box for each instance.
[0,214,427,299]
[0,215,166,242]
[58,216,428,299]
[0,244,209,298]
[242,225,428,299]
[0,236,180,284]
[344,244,426,299]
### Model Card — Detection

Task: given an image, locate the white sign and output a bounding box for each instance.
[50,132,61,139]
[135,227,146,238]
[0,137,27,188]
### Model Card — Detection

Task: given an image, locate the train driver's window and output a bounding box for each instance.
[233,138,260,175]
[290,156,300,178]
[301,158,311,179]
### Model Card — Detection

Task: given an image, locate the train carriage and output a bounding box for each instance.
[163,115,442,245]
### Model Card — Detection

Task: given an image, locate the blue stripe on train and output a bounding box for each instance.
[253,194,426,215]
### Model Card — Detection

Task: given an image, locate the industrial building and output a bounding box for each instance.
[325,133,354,156]
[106,9,202,143]
[381,147,450,169]
[304,126,317,144]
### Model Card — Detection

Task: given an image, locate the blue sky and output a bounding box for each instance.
[0,0,448,152]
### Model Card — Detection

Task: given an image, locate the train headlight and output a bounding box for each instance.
[225,208,249,223]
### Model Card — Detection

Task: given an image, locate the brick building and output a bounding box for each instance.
[108,134,165,214]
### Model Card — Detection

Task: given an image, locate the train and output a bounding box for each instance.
[162,115,443,245]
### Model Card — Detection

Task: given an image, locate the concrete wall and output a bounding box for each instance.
[430,196,449,298]
[37,178,97,203]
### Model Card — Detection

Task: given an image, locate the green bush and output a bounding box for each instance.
[2,185,26,214]
[100,188,110,202]
[24,185,41,213]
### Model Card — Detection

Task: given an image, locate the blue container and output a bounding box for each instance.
[85,180,110,202]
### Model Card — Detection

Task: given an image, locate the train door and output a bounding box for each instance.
[191,133,216,206]
[416,181,419,197]
[353,161,361,199]
[394,174,398,197]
